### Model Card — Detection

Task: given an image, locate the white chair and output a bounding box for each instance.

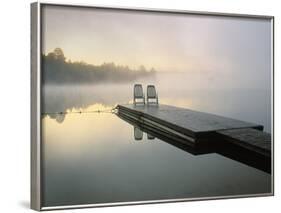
[147,85,158,105]
[133,84,145,105]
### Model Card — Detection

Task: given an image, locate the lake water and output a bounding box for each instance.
[41,73,272,207]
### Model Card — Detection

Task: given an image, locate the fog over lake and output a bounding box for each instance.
[43,72,271,132]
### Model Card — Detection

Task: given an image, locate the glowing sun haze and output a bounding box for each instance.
[42,5,271,88]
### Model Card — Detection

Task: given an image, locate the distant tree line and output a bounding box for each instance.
[42,48,156,84]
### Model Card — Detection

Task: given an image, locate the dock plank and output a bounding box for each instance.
[118,104,263,137]
[216,128,271,157]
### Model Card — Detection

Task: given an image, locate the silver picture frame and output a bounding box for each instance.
[31,1,274,211]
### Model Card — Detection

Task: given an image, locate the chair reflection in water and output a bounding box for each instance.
[147,134,155,140]
[134,127,143,140]
[134,126,155,141]
[133,84,145,105]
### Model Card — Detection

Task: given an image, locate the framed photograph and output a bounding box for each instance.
[31,2,274,211]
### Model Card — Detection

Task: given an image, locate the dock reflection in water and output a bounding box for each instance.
[127,114,271,174]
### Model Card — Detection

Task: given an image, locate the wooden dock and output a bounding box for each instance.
[117,110,271,173]
[117,104,271,160]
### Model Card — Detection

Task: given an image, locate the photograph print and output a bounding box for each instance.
[32,3,273,211]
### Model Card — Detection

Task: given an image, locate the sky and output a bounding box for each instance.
[42,5,272,89]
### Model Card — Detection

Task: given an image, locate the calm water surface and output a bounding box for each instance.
[42,73,272,207]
